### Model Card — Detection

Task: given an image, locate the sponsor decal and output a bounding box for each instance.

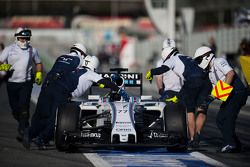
[81,132,101,138]
[115,128,132,132]
[148,131,168,139]
[100,73,141,86]
[115,122,132,128]
[116,121,132,124]
[121,73,139,80]
[101,73,139,80]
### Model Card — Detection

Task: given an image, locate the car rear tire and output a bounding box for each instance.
[55,103,80,151]
[164,102,188,152]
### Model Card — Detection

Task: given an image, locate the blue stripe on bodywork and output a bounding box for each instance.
[109,102,116,129]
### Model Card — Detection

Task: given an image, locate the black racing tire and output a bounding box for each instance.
[55,103,80,151]
[164,102,188,152]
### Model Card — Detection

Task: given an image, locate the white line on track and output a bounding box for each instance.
[84,153,111,167]
[190,152,228,167]
[84,150,228,167]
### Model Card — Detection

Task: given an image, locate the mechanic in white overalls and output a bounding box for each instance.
[146,38,212,148]
[193,46,248,153]
[0,27,43,141]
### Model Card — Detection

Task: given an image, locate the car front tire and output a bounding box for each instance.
[55,103,80,151]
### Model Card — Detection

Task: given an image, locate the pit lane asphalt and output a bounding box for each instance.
[0,82,250,167]
[0,83,94,167]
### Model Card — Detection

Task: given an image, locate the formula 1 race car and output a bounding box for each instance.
[55,68,188,152]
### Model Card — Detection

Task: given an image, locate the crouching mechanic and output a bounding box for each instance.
[193,46,248,153]
[0,27,43,141]
[71,55,130,100]
[146,38,212,148]
[24,43,87,149]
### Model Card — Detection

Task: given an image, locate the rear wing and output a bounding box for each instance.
[91,68,143,95]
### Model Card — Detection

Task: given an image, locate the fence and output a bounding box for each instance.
[1,26,249,92]
[182,26,250,57]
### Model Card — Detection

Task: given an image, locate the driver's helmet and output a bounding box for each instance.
[110,73,124,88]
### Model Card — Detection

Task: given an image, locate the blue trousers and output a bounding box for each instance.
[30,83,69,142]
[6,80,33,133]
[216,90,248,147]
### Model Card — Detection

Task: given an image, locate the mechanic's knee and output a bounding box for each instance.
[196,107,207,116]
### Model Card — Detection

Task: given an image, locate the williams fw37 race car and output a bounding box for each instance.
[55,68,188,152]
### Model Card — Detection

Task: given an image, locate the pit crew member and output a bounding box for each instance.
[24,43,87,149]
[146,38,212,147]
[193,46,248,153]
[71,55,130,101]
[0,27,43,141]
[155,54,182,100]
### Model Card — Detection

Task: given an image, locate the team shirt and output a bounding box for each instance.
[71,69,102,98]
[162,53,204,87]
[43,52,83,90]
[209,57,247,92]
[156,59,182,92]
[208,58,233,86]
[49,52,83,74]
[40,52,85,98]
[0,43,41,82]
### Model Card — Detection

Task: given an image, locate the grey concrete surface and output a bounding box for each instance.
[0,82,94,167]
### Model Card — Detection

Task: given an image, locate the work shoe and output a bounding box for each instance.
[34,137,47,150]
[188,140,198,148]
[22,128,30,150]
[217,145,241,153]
[16,127,25,142]
[192,133,201,148]
[16,135,23,142]
[188,134,200,148]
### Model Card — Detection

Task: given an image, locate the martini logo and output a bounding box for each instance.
[100,73,141,86]
[211,80,233,101]
[101,73,139,80]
